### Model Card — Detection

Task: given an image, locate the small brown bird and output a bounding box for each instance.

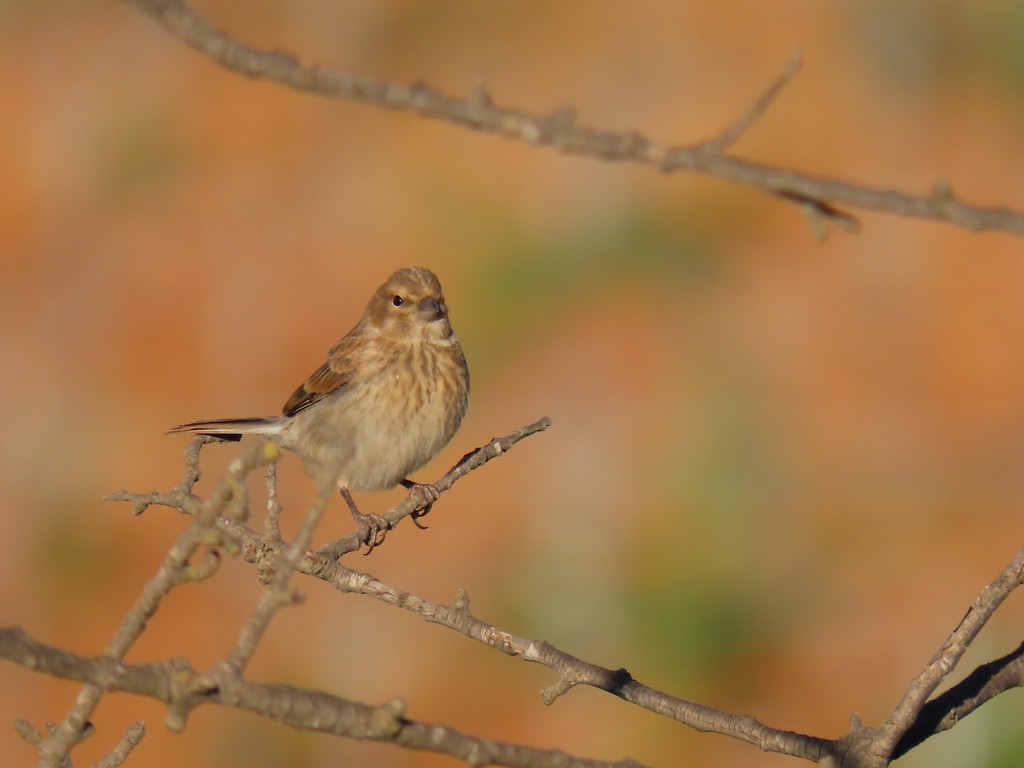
[169,267,470,551]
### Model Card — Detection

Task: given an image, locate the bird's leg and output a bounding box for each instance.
[400,478,439,529]
[340,487,389,554]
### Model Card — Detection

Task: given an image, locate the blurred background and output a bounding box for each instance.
[3,1,1024,766]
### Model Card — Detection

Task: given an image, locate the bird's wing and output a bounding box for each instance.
[282,336,359,417]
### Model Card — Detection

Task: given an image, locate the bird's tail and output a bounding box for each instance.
[167,417,284,441]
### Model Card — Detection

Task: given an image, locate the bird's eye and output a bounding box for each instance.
[391,295,404,307]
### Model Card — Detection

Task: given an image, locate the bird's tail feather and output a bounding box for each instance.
[167,417,283,440]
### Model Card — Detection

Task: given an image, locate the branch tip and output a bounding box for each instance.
[702,46,804,155]
[15,719,42,745]
[541,677,575,705]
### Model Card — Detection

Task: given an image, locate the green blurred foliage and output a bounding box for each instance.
[93,103,187,207]
[465,206,720,370]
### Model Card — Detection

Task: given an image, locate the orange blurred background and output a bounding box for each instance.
[3,2,1024,767]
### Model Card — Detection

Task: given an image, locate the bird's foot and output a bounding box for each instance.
[400,479,439,529]
[340,487,390,555]
[354,512,391,554]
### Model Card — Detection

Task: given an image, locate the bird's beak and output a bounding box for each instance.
[417,297,445,321]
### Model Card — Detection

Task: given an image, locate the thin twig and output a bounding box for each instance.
[225,467,336,675]
[874,542,1024,759]
[315,417,553,559]
[892,640,1024,758]
[108,417,1024,765]
[34,440,273,767]
[19,412,1024,767]
[94,722,146,768]
[701,47,803,154]
[108,419,553,559]
[263,458,283,544]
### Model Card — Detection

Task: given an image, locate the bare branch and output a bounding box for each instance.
[892,641,1024,758]
[108,417,1024,766]
[0,627,651,768]
[33,440,275,767]
[107,418,553,560]
[314,416,554,559]
[289,565,834,762]
[19,411,1024,767]
[874,542,1024,758]
[106,419,836,762]
[224,455,334,675]
[120,0,1024,236]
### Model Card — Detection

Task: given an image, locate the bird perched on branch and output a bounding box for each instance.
[169,267,470,552]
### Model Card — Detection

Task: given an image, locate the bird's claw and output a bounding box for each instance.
[340,487,391,555]
[401,480,439,529]
[356,513,391,555]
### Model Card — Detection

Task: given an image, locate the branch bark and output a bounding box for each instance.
[107,428,1024,767]
[121,0,1024,237]
[892,641,1024,758]
[0,627,643,768]
[877,544,1024,759]
[8,9,1024,763]
[5,415,1024,767]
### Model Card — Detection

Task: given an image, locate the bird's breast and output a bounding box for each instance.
[292,339,468,491]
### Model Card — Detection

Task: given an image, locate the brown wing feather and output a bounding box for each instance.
[281,334,361,416]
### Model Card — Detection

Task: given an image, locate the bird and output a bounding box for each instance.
[169,267,470,552]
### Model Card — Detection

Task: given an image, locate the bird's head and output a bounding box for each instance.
[366,267,456,344]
